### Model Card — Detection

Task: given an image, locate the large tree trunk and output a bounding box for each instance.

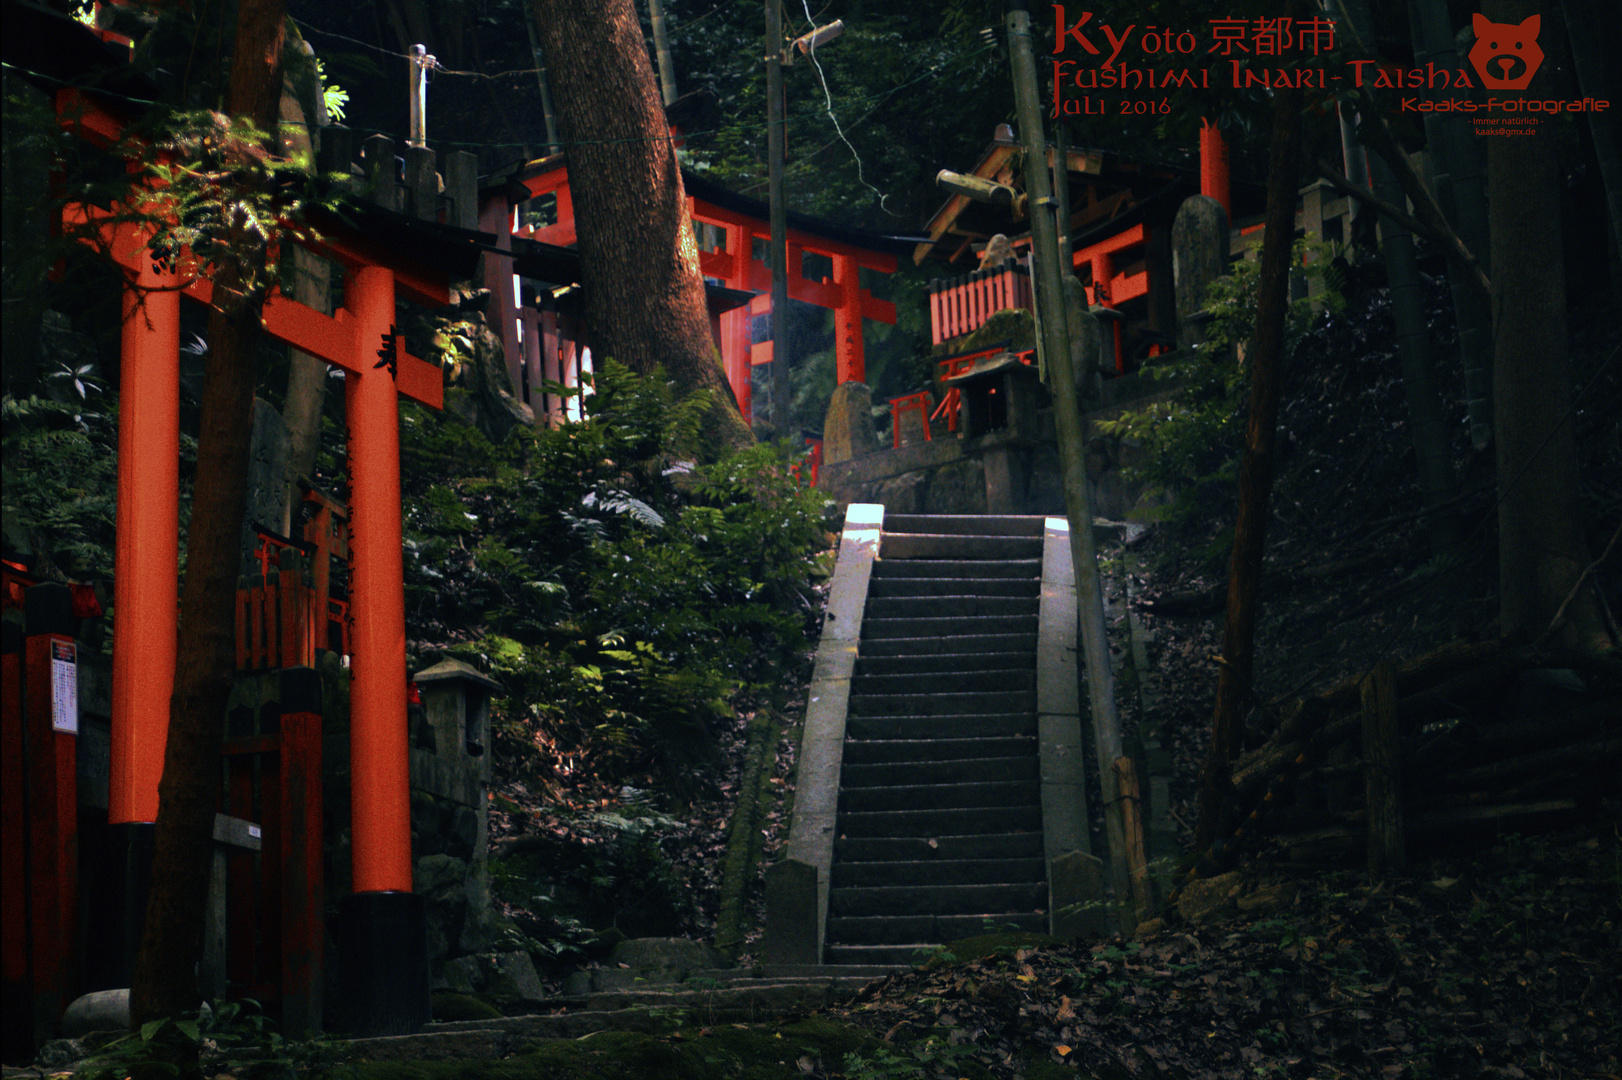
[1341,0,1459,552]
[129,0,285,1029]
[529,0,752,460]
[1486,0,1609,655]
[1192,80,1303,851]
[278,61,330,533]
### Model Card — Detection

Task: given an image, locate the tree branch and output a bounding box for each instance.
[1313,158,1491,300]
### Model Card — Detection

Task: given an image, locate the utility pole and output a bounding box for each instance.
[766,0,790,436]
[648,0,678,105]
[407,44,434,148]
[523,18,561,154]
[1004,0,1128,902]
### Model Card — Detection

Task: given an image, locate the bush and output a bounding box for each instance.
[1094,241,1343,527]
[399,360,829,793]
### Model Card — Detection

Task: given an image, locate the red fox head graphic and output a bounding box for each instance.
[1468,13,1544,90]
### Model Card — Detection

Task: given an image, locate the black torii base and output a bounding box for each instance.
[336,891,430,1037]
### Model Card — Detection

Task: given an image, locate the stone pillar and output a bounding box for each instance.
[1171,195,1230,350]
[821,381,879,465]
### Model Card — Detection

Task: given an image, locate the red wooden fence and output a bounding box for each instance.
[927,259,1033,345]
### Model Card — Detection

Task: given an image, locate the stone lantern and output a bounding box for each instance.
[412,658,502,779]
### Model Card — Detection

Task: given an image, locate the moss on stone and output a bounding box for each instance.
[943,931,1068,960]
[428,992,503,1022]
[333,1017,900,1080]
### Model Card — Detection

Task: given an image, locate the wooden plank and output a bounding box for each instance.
[1113,756,1155,929]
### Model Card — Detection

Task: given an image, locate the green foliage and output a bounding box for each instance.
[2,393,121,582]
[401,362,828,793]
[491,800,694,946]
[1092,242,1343,527]
[844,1036,979,1080]
[77,999,342,1080]
[400,363,828,956]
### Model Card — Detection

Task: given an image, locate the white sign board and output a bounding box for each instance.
[51,639,78,735]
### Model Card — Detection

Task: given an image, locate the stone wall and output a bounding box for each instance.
[818,361,1187,521]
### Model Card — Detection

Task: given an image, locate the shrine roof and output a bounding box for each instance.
[510,235,753,317]
[3,1,164,108]
[493,154,927,260]
[916,125,1263,266]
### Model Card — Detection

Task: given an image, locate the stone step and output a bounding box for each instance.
[847,689,1035,717]
[829,881,1047,918]
[881,533,1045,561]
[836,803,1043,838]
[862,614,1037,639]
[832,857,1047,888]
[858,632,1038,657]
[825,911,1048,947]
[835,831,1045,863]
[841,736,1037,766]
[855,651,1034,677]
[839,778,1039,815]
[845,713,1037,741]
[871,558,1041,580]
[883,514,1047,537]
[344,974,900,1053]
[865,595,1037,620]
[820,944,947,967]
[851,669,1036,697]
[868,575,1040,599]
[841,755,1036,788]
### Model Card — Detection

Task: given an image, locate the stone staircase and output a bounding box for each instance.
[825,514,1052,967]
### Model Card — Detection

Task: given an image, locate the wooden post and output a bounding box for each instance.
[110,258,179,827]
[343,263,413,896]
[2,620,28,1057]
[22,584,79,1045]
[478,193,522,398]
[277,668,323,1038]
[1199,119,1231,218]
[1114,757,1155,929]
[1006,0,1128,909]
[1361,660,1405,879]
[834,253,865,384]
[338,263,429,1037]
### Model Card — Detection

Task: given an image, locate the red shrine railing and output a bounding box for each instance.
[927,259,1033,346]
[235,487,350,673]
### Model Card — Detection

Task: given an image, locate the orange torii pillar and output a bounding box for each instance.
[1200,119,1231,219]
[86,232,179,993]
[833,253,865,384]
[335,263,430,1038]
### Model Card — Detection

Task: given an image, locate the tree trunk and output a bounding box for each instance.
[1409,0,1496,451]
[278,69,330,533]
[1486,0,1609,654]
[1340,0,1460,552]
[1192,79,1303,851]
[529,0,752,460]
[129,0,285,1029]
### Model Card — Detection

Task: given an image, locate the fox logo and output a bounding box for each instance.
[1468,13,1544,90]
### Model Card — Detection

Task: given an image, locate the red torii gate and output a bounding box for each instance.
[486,158,901,426]
[58,88,462,1035]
